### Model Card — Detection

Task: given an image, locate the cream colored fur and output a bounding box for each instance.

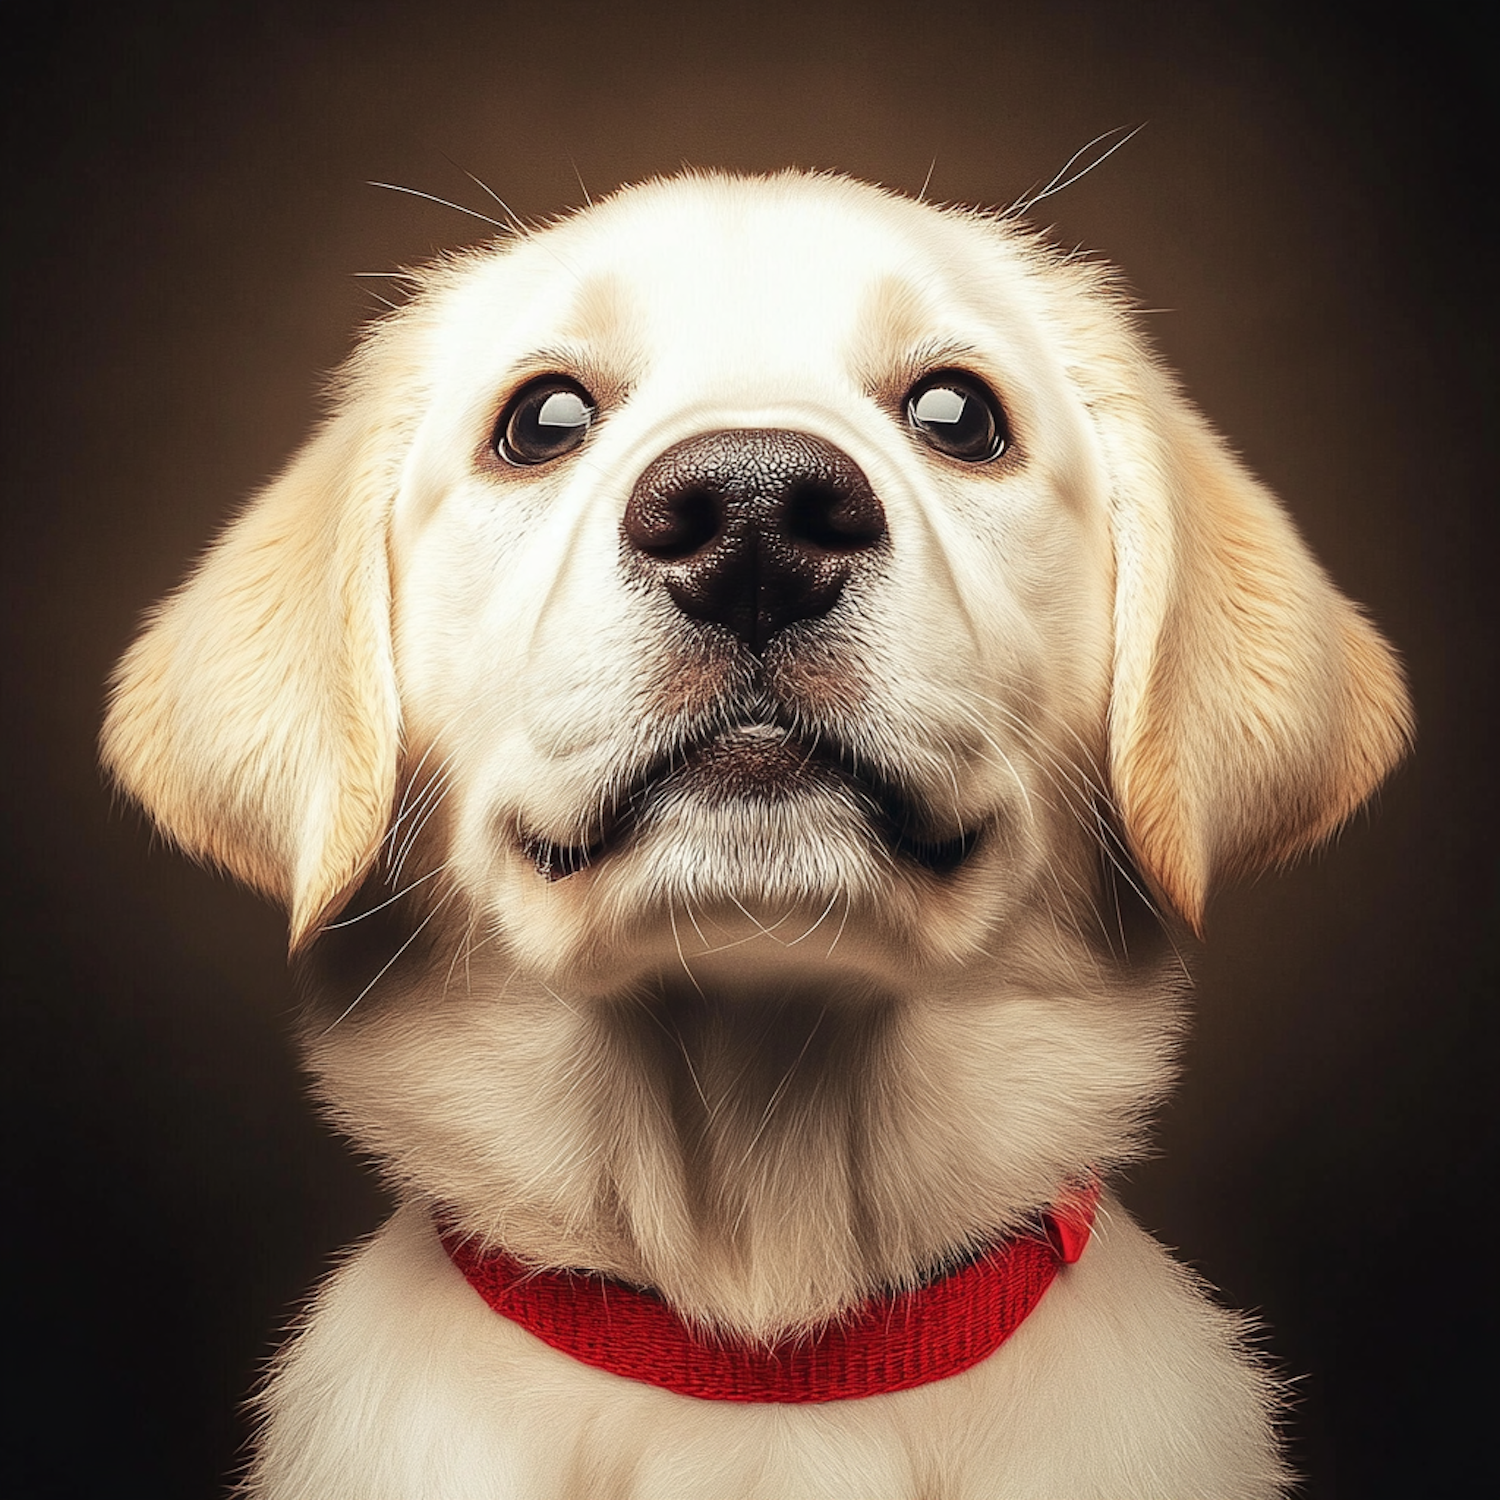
[102,171,1411,1498]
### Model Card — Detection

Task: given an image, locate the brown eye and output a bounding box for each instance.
[906,372,1008,462]
[496,377,596,465]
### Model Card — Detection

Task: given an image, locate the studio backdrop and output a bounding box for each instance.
[4,4,1493,1496]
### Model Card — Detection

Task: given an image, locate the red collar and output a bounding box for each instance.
[442,1183,1097,1404]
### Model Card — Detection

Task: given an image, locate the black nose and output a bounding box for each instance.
[622,429,888,653]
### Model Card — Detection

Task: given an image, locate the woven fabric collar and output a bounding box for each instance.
[442,1183,1097,1404]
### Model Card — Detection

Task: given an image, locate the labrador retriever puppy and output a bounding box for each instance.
[103,170,1411,1499]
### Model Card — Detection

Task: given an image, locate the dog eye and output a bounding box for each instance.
[497,377,596,465]
[905,372,1008,462]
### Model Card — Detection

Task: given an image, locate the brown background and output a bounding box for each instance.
[4,2,1495,1495]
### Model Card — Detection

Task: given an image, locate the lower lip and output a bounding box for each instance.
[520,809,981,884]
[519,733,982,884]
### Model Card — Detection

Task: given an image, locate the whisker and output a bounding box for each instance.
[733,999,829,1176]
[319,862,450,932]
[668,901,706,998]
[825,892,853,958]
[570,157,594,208]
[785,891,841,947]
[443,910,478,995]
[318,889,454,1033]
[437,152,531,235]
[1015,124,1145,214]
[368,180,512,232]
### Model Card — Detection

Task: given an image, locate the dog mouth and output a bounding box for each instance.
[519,722,981,882]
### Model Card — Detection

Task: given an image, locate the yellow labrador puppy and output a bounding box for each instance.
[104,171,1410,1499]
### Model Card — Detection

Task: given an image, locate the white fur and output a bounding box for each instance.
[102,171,1411,1498]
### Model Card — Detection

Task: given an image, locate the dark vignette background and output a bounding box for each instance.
[4,2,1495,1496]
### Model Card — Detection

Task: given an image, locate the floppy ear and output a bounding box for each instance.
[101,335,416,953]
[1077,315,1412,936]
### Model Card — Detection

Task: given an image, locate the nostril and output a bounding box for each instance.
[625,487,724,560]
[622,429,888,651]
[784,483,887,551]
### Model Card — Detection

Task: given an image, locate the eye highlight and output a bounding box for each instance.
[496,376,597,466]
[905,371,1008,463]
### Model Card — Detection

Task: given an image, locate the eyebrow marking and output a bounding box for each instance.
[847,275,936,381]
[557,272,644,350]
[846,276,987,401]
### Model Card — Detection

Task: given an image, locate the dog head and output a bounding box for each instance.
[103,170,1413,1328]
[103,170,1410,971]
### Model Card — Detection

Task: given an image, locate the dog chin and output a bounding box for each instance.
[622,788,898,910]
[486,739,994,983]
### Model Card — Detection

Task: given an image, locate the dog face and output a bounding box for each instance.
[102,172,1410,1334]
[389,176,1118,989]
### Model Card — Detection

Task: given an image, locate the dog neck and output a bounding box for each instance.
[305,901,1174,1340]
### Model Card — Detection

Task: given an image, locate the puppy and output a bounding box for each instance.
[103,170,1410,1498]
